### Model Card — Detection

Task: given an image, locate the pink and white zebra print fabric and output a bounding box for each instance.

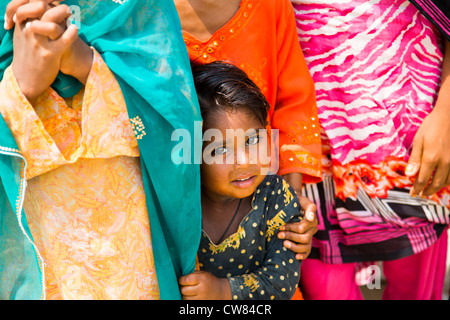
[292,0,443,166]
[291,0,449,265]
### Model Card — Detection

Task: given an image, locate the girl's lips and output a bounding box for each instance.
[231,175,257,188]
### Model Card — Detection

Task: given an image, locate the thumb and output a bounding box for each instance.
[298,196,316,221]
[406,138,423,177]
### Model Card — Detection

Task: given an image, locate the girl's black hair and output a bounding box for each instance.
[191,61,270,129]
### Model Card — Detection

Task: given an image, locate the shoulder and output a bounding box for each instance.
[252,0,293,18]
[253,175,300,219]
[253,175,301,242]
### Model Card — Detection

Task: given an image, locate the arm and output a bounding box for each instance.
[278,195,318,260]
[180,179,302,300]
[0,48,138,179]
[179,218,301,300]
[227,216,302,300]
[8,1,93,86]
[0,67,82,179]
[407,38,450,196]
[2,3,136,178]
[273,0,322,188]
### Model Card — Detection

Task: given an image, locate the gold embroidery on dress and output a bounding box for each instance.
[288,119,321,145]
[266,210,287,241]
[242,274,259,292]
[282,179,294,206]
[209,225,246,254]
[130,116,146,140]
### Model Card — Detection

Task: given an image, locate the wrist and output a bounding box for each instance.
[12,64,41,106]
[283,172,303,195]
[61,41,93,85]
[219,278,232,300]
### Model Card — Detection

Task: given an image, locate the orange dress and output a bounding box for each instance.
[183,0,322,182]
[0,50,160,299]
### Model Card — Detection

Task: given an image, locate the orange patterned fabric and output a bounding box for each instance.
[0,50,160,299]
[183,0,322,182]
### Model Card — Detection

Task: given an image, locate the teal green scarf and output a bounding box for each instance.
[0,0,202,300]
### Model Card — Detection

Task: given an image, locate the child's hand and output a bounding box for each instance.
[178,271,232,300]
[11,2,78,104]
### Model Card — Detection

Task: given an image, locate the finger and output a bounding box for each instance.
[422,164,449,196]
[278,222,313,242]
[26,20,65,40]
[14,1,51,25]
[412,155,436,197]
[298,196,317,221]
[446,173,450,191]
[407,137,423,196]
[40,4,71,24]
[279,230,312,246]
[56,22,78,49]
[178,273,200,286]
[282,241,311,260]
[5,0,29,29]
[280,217,317,235]
[5,0,64,29]
[180,285,198,298]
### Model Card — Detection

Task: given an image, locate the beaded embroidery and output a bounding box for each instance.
[130,116,146,140]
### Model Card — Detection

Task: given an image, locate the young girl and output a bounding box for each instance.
[174,0,321,260]
[178,62,302,300]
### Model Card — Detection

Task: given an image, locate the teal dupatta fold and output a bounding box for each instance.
[0,0,202,300]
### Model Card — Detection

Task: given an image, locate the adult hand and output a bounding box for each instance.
[278,195,318,260]
[407,39,450,197]
[11,2,78,104]
[7,0,92,85]
[4,0,62,30]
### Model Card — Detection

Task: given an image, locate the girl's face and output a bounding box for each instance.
[201,109,270,203]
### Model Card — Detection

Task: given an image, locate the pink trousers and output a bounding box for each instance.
[300,230,448,300]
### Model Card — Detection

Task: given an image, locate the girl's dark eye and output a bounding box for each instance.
[247,136,259,146]
[212,146,228,156]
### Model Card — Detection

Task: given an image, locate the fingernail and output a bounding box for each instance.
[405,164,415,175]
[68,23,79,30]
[3,21,7,30]
[278,232,285,239]
[307,211,314,221]
[12,14,16,23]
[25,22,31,29]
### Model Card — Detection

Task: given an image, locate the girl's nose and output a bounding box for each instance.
[234,148,258,168]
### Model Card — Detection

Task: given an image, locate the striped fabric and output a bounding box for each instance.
[293,0,443,167]
[409,0,450,40]
[302,177,448,263]
[292,0,449,263]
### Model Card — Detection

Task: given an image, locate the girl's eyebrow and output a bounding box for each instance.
[202,128,265,145]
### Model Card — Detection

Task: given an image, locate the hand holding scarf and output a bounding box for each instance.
[10,3,82,104]
[0,0,202,300]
